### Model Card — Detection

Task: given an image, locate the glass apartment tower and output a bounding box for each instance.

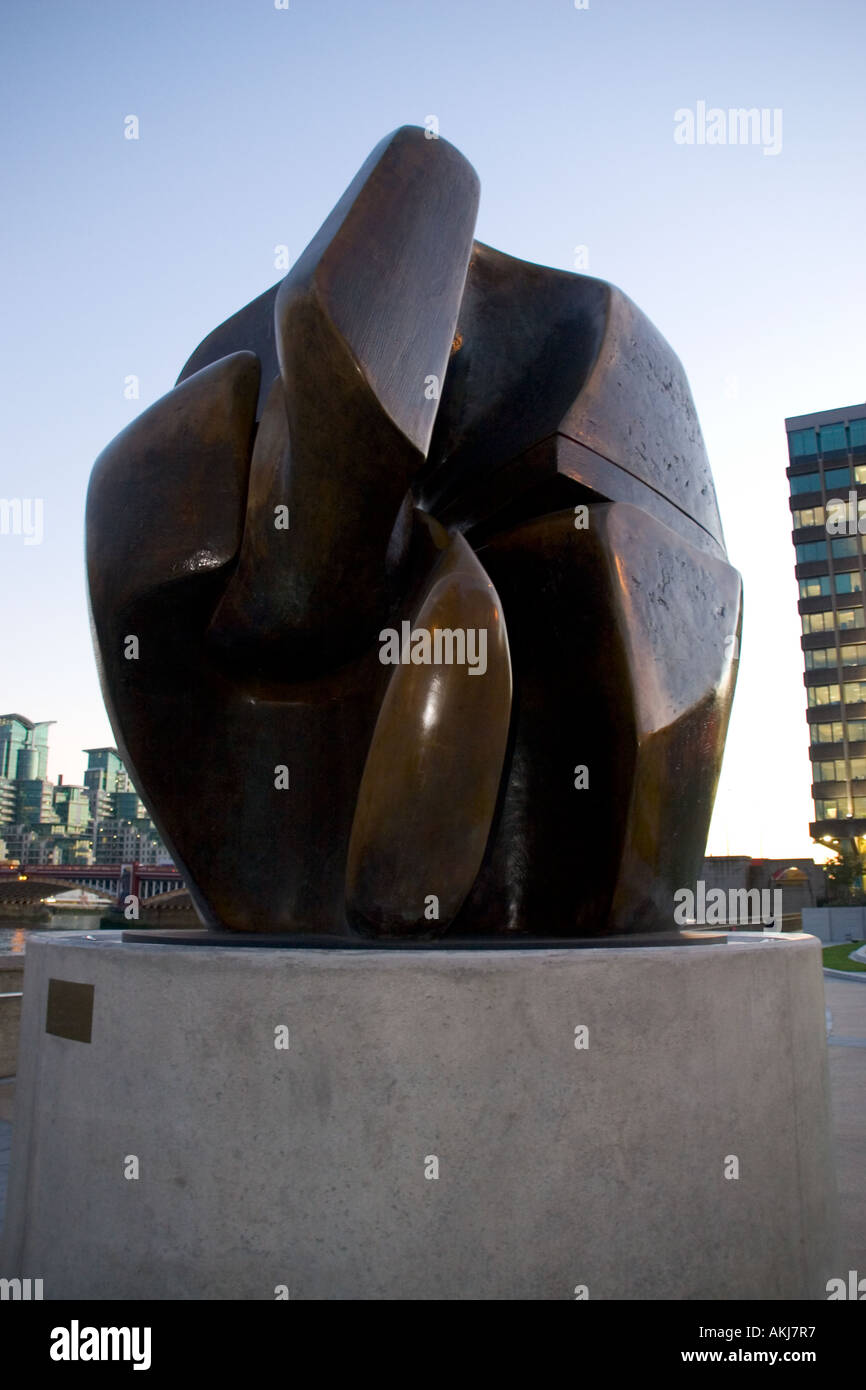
[0,714,54,780]
[787,403,866,848]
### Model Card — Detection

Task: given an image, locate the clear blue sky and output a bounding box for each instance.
[2,0,864,859]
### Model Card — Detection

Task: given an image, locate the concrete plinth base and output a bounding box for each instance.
[1,932,838,1300]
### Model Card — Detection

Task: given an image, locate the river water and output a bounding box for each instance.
[0,912,109,954]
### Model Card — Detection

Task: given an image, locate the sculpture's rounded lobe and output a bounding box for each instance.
[346,531,512,937]
[86,350,261,615]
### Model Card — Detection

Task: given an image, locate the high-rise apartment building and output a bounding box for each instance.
[0,724,172,866]
[83,746,125,819]
[53,778,92,832]
[0,714,54,780]
[787,403,866,848]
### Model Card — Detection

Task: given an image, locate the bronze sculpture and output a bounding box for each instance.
[86,126,741,939]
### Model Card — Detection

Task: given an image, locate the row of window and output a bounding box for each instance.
[802,607,864,634]
[789,420,866,459]
[811,720,866,744]
[790,465,862,496]
[813,758,866,782]
[804,644,866,670]
[815,797,866,819]
[793,500,866,533]
[800,573,863,598]
[808,682,866,706]
[795,538,860,563]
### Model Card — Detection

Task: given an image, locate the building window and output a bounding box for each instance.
[820,424,848,454]
[841,644,866,667]
[815,799,843,818]
[790,429,818,459]
[825,466,851,490]
[796,541,829,563]
[802,612,830,634]
[851,419,866,453]
[831,537,859,558]
[805,648,837,670]
[835,572,863,595]
[844,681,866,703]
[808,684,841,706]
[805,608,866,633]
[811,721,844,743]
[800,576,832,598]
[851,758,866,780]
[792,505,826,528]
[813,760,843,782]
[790,471,821,495]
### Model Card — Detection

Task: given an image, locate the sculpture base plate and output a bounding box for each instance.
[1,930,838,1299]
[121,927,727,948]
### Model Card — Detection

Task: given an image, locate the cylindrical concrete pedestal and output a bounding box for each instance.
[0,932,838,1299]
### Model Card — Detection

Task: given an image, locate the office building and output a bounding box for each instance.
[787,403,866,849]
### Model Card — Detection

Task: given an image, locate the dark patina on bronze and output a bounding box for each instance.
[88,126,742,941]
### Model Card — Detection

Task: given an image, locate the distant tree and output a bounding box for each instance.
[824,843,866,905]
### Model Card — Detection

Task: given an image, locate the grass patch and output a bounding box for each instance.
[823,940,866,972]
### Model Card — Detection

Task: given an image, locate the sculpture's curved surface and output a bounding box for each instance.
[86,125,742,938]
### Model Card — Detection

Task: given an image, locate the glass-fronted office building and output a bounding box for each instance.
[787,403,866,848]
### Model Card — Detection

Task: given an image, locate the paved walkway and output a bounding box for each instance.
[824,972,866,1278]
[0,1115,11,1233]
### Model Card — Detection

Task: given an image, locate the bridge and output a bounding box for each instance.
[0,863,183,907]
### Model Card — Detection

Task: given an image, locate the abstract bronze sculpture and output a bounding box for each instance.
[86,126,741,939]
